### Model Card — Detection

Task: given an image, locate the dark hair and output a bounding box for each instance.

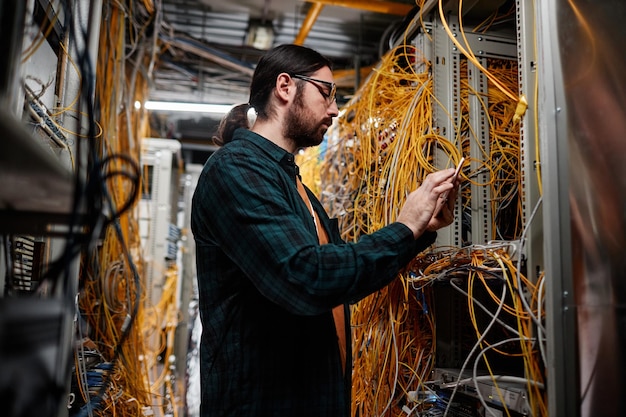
[212,103,250,146]
[213,44,332,145]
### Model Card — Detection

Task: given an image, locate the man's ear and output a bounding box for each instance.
[275,73,293,103]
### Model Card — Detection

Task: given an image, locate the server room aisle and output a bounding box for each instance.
[2,1,626,417]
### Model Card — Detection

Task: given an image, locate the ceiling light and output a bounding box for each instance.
[144,101,234,114]
[245,18,275,50]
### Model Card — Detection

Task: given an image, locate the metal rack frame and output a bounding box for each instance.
[430,14,517,247]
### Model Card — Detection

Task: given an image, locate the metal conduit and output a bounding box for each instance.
[294,0,414,45]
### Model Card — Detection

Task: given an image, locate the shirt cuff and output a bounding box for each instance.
[389,222,437,255]
[415,229,437,252]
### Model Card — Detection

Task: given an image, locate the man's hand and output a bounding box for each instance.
[426,179,459,232]
[396,168,458,239]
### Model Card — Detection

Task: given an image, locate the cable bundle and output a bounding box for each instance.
[71,1,182,416]
[407,246,547,416]
[295,5,541,415]
[316,42,458,243]
[350,272,435,417]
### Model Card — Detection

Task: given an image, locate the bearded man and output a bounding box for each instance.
[191,44,458,417]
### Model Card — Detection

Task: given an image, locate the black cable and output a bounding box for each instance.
[2,235,11,296]
[52,1,141,415]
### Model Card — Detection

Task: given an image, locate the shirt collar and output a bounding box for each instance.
[233,127,299,181]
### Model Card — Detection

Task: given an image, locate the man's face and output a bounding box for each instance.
[283,68,338,148]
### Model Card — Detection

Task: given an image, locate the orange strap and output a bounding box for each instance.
[296,177,347,374]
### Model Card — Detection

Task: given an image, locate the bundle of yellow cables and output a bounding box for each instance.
[296,15,536,416]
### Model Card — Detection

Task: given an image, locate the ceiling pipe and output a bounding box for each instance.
[294,2,325,45]
[294,0,414,46]
[163,36,255,77]
[313,0,413,16]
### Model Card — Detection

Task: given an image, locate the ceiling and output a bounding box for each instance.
[150,0,417,105]
[146,0,512,162]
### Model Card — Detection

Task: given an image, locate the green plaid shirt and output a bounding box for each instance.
[191,128,436,417]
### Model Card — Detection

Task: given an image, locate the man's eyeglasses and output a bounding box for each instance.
[292,74,336,104]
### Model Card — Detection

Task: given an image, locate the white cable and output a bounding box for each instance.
[536,274,547,367]
[472,337,544,417]
[516,196,544,332]
[449,276,521,336]
[405,347,425,396]
[441,373,544,389]
[442,277,507,417]
[384,79,429,224]
[379,307,399,416]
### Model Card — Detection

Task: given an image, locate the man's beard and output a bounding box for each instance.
[284,91,330,149]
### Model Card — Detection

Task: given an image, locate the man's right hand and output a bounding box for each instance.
[396,168,457,239]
